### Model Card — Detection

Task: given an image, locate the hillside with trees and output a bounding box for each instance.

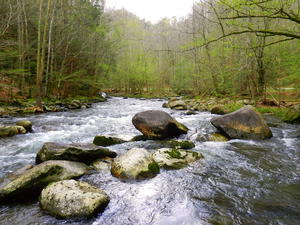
[0,0,299,104]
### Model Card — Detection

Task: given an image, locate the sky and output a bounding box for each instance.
[105,0,196,23]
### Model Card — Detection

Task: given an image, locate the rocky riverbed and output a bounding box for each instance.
[0,97,299,225]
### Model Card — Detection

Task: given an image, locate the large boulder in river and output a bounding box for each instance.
[153,148,203,169]
[36,142,117,164]
[132,110,188,139]
[0,160,89,202]
[40,180,110,219]
[111,148,160,180]
[210,106,272,140]
[16,120,32,132]
[93,135,127,146]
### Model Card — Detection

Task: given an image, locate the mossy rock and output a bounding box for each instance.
[153,148,204,169]
[40,180,110,219]
[111,148,160,180]
[160,140,195,149]
[0,125,26,138]
[0,160,90,202]
[16,120,32,132]
[36,142,117,164]
[93,135,126,146]
[211,106,272,140]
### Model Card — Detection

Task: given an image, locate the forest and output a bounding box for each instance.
[0,0,299,105]
[1,1,300,224]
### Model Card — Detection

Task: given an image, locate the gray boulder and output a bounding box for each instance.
[0,160,90,202]
[111,148,159,180]
[153,148,203,169]
[211,106,273,140]
[132,110,188,139]
[40,180,109,218]
[36,142,117,164]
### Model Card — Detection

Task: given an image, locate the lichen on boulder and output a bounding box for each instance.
[16,120,33,132]
[40,180,109,218]
[111,148,159,180]
[0,160,90,202]
[36,142,117,164]
[153,148,203,169]
[160,140,195,149]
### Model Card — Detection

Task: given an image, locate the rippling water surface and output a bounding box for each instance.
[0,98,299,225]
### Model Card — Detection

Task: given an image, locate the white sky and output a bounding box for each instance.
[105,0,196,23]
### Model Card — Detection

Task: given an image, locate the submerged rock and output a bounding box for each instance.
[208,133,229,142]
[16,120,32,132]
[211,106,273,140]
[132,110,188,139]
[93,135,127,146]
[36,142,117,164]
[160,140,195,149]
[40,180,109,218]
[153,148,203,169]
[0,160,90,202]
[111,148,159,180]
[91,158,113,171]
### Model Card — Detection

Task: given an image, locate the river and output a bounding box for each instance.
[0,97,299,225]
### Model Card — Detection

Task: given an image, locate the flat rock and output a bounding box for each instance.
[153,148,203,169]
[40,180,109,218]
[36,142,117,164]
[168,100,187,110]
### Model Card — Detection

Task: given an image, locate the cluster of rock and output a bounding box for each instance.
[0,120,32,138]
[0,110,202,220]
[164,97,273,140]
[0,96,107,117]
[163,97,255,115]
[0,104,274,220]
[0,140,118,218]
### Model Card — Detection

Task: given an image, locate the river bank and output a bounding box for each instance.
[1,93,300,124]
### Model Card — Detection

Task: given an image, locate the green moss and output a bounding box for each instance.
[167,149,184,159]
[171,140,195,149]
[256,106,299,123]
[93,136,125,147]
[223,102,244,113]
[148,162,160,174]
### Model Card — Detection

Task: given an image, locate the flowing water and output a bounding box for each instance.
[0,97,299,225]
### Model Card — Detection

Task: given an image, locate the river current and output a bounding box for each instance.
[0,97,299,225]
